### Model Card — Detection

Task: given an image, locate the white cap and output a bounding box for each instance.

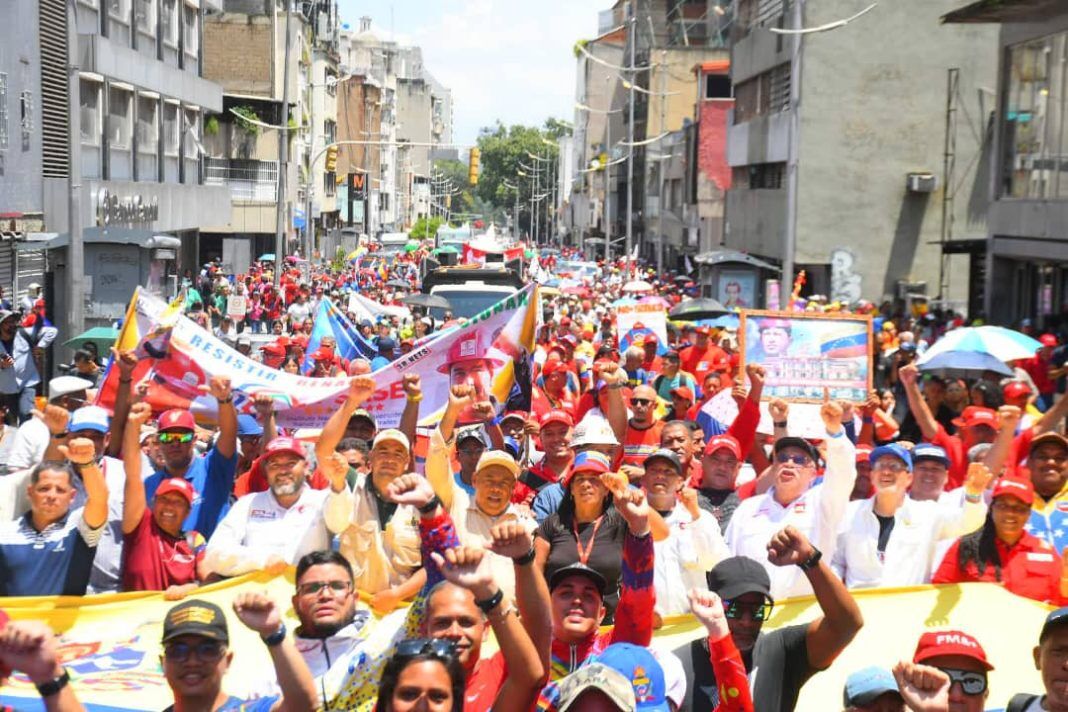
[49,375,94,401]
[372,428,410,452]
[571,417,619,447]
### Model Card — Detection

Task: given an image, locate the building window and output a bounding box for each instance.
[108,85,133,179]
[735,162,785,189]
[182,106,199,183]
[19,91,34,151]
[108,0,130,22]
[161,0,178,47]
[136,94,159,180]
[1003,31,1068,200]
[162,102,179,155]
[733,64,789,123]
[136,0,156,36]
[705,73,731,100]
[182,3,199,60]
[325,171,336,196]
[0,73,7,152]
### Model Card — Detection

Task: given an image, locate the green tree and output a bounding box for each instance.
[409,216,445,241]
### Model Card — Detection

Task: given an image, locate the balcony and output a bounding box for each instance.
[204,158,278,202]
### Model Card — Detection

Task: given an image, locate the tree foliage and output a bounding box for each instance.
[409,216,445,241]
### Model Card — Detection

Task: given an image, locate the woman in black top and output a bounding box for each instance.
[533,451,626,620]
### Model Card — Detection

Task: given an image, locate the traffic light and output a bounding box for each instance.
[468,147,480,186]
[325,145,338,173]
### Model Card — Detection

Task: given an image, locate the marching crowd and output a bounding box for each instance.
[1,250,1068,712]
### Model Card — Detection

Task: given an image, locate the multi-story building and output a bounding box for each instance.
[0,0,229,336]
[943,0,1068,327]
[304,0,340,257]
[726,0,998,308]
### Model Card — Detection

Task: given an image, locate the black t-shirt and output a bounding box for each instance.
[536,507,626,619]
[876,513,896,554]
[672,624,814,712]
[1053,345,1068,394]
[697,488,740,532]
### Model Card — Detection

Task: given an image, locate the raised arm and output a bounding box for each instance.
[597,361,629,446]
[231,592,318,712]
[314,376,376,463]
[937,463,992,540]
[60,438,108,529]
[426,386,473,511]
[1033,391,1068,436]
[899,365,937,441]
[816,397,858,557]
[204,376,238,459]
[489,521,553,672]
[609,486,656,647]
[767,526,863,670]
[106,348,139,458]
[253,394,278,445]
[121,403,153,535]
[320,451,356,534]
[36,404,72,463]
[0,620,86,712]
[398,374,422,465]
[982,406,1021,477]
[688,588,754,712]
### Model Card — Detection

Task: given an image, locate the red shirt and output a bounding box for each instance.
[929,424,967,491]
[463,651,506,711]
[1024,354,1056,395]
[121,510,205,592]
[531,387,578,422]
[932,531,1066,605]
[623,420,664,466]
[679,343,729,385]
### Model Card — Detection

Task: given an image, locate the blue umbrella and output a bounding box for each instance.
[258,253,276,262]
[919,325,1042,364]
[917,350,1013,378]
[694,315,740,329]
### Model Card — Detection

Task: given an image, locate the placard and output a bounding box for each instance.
[739,309,872,403]
[225,295,247,320]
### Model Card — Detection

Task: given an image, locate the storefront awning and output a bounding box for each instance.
[942,0,1064,23]
[19,228,181,250]
[693,249,780,271]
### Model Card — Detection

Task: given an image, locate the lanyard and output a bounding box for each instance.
[572,515,604,566]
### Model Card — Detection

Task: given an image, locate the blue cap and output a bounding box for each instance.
[378,337,397,351]
[237,414,264,437]
[912,443,949,468]
[591,643,670,712]
[503,436,521,460]
[870,443,913,472]
[843,666,900,706]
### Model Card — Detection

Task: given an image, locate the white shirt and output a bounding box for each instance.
[6,417,50,472]
[831,494,987,589]
[203,485,353,576]
[653,502,728,616]
[725,432,856,600]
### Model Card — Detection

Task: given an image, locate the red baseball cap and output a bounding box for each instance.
[1003,381,1032,399]
[158,409,196,432]
[261,342,286,357]
[855,443,874,463]
[704,434,742,459]
[991,476,1035,506]
[311,347,334,362]
[260,436,306,462]
[155,478,196,505]
[671,386,695,402]
[952,406,997,430]
[539,409,574,429]
[1040,334,1059,348]
[501,410,528,423]
[542,358,567,377]
[913,630,994,671]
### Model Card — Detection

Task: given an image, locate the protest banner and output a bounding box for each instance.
[739,309,872,403]
[347,291,410,323]
[0,578,1046,711]
[615,300,669,352]
[96,285,538,430]
[225,294,247,320]
[301,297,377,373]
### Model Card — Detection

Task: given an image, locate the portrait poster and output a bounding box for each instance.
[739,310,872,403]
[718,271,756,310]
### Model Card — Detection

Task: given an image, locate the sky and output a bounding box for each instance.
[335,0,610,146]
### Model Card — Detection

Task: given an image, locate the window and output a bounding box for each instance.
[324,171,336,196]
[161,0,178,46]
[136,95,158,151]
[732,64,789,123]
[182,108,199,158]
[745,162,785,189]
[1003,31,1068,200]
[183,4,198,56]
[705,74,731,100]
[81,80,102,145]
[108,0,129,21]
[163,101,179,155]
[136,0,156,35]
[20,91,34,150]
[108,86,132,149]
[0,73,7,151]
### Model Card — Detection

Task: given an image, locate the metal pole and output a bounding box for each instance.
[67,0,84,337]
[656,49,666,276]
[274,1,293,286]
[624,1,636,279]
[782,0,803,303]
[605,92,612,263]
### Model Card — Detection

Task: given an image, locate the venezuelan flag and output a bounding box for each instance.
[821,327,868,359]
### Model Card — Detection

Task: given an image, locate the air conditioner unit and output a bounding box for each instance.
[906,172,938,193]
[895,280,927,299]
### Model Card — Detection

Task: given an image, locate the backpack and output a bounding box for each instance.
[1006,693,1041,712]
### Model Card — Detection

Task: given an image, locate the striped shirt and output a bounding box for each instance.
[0,507,104,596]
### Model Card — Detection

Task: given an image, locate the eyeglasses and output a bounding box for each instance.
[872,462,907,474]
[393,638,456,660]
[631,398,653,407]
[163,640,226,663]
[297,580,352,596]
[775,453,813,467]
[723,599,774,622]
[936,668,987,696]
[158,432,195,445]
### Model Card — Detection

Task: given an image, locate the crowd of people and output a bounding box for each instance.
[1,245,1068,711]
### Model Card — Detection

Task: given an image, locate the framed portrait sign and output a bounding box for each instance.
[739,310,873,403]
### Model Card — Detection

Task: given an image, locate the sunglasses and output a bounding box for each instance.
[775,453,813,467]
[723,599,774,622]
[158,432,195,445]
[297,580,352,596]
[163,640,226,663]
[631,398,654,406]
[393,638,456,660]
[936,668,987,696]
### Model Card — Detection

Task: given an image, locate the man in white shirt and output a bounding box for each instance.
[5,376,94,471]
[725,398,856,599]
[832,443,990,589]
[640,448,727,616]
[203,437,353,577]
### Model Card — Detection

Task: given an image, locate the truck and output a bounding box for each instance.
[420,265,525,320]
[376,232,411,257]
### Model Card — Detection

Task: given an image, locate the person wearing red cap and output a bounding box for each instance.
[1004,380,1040,429]
[118,404,208,596]
[933,476,1068,605]
[665,385,695,422]
[900,364,997,491]
[526,408,577,494]
[894,629,994,711]
[532,355,578,422]
[639,332,663,373]
[679,326,730,390]
[1023,334,1060,411]
[850,443,874,501]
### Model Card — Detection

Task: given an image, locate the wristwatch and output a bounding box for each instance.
[262,623,287,647]
[475,588,504,614]
[418,495,442,515]
[35,668,70,698]
[798,548,823,571]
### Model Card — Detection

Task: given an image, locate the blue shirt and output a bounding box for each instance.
[370,355,391,371]
[0,509,101,596]
[533,483,565,524]
[454,471,476,498]
[145,447,239,539]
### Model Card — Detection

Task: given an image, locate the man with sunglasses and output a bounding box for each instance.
[143,376,239,540]
[159,595,318,712]
[724,397,857,600]
[620,385,665,470]
[904,630,993,712]
[674,529,863,712]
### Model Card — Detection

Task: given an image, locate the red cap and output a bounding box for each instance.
[158,409,196,432]
[276,335,291,347]
[694,326,712,335]
[913,631,994,671]
[261,342,286,356]
[704,434,742,459]
[1040,334,1059,348]
[991,476,1035,505]
[311,347,334,362]
[560,316,572,326]
[261,436,306,461]
[293,335,309,349]
[539,409,574,429]
[671,386,695,402]
[952,406,997,430]
[501,410,528,423]
[1003,381,1032,399]
[155,478,196,505]
[855,443,874,463]
[542,358,567,377]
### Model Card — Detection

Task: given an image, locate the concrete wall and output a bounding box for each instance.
[647,47,727,136]
[0,0,43,215]
[204,13,274,96]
